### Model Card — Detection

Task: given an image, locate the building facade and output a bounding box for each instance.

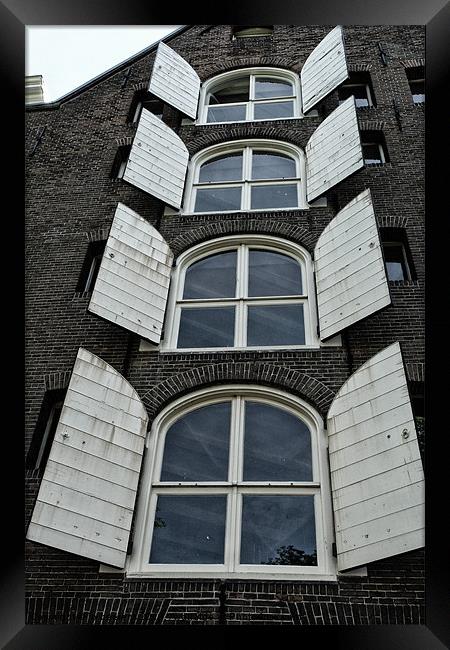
[25,25,425,625]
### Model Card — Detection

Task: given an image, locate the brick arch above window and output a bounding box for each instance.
[141,363,336,420]
[168,219,316,257]
[202,58,301,81]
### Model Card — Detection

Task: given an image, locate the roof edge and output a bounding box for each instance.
[26,25,191,112]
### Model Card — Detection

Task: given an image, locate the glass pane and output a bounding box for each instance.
[194,187,241,212]
[209,77,250,104]
[254,78,293,99]
[199,154,243,183]
[243,402,312,481]
[254,101,294,120]
[251,184,298,209]
[247,304,305,346]
[183,251,237,299]
[362,143,382,164]
[240,495,317,565]
[384,244,407,281]
[161,402,231,482]
[178,307,235,348]
[251,152,296,180]
[338,85,369,107]
[248,250,302,296]
[207,104,247,123]
[150,495,227,564]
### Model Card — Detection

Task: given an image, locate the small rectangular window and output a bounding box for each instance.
[380,228,416,281]
[127,91,164,124]
[406,67,425,104]
[26,390,66,470]
[361,131,388,165]
[76,240,106,293]
[111,145,131,179]
[232,26,273,39]
[338,72,375,108]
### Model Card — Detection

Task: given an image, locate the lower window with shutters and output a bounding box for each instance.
[127,385,337,580]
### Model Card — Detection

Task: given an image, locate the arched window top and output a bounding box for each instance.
[129,384,336,578]
[199,67,302,124]
[162,234,319,351]
[184,139,307,214]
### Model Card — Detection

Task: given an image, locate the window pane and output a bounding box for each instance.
[251,184,298,209]
[247,304,305,346]
[362,143,382,164]
[254,78,293,99]
[254,101,294,120]
[183,251,237,299]
[243,402,312,481]
[194,187,242,212]
[207,105,247,123]
[178,307,235,348]
[240,496,317,565]
[209,77,250,104]
[383,244,407,281]
[161,403,231,482]
[248,250,302,296]
[338,85,370,107]
[150,495,227,564]
[251,152,296,180]
[199,154,243,182]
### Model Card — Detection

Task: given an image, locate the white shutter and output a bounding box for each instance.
[306,96,363,202]
[123,108,189,209]
[88,202,173,344]
[301,26,349,113]
[26,348,149,568]
[149,41,200,119]
[327,342,425,571]
[314,189,391,340]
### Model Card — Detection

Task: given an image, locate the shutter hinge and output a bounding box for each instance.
[392,99,403,131]
[121,67,132,89]
[332,542,337,557]
[377,42,389,66]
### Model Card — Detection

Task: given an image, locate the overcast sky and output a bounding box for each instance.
[26,26,181,102]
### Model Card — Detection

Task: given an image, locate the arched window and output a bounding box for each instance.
[199,68,301,124]
[128,386,336,579]
[163,235,319,351]
[184,140,307,214]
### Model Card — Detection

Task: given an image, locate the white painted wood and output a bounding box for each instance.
[306,97,363,202]
[123,108,189,208]
[314,189,390,340]
[27,348,148,568]
[88,202,173,344]
[327,342,425,571]
[149,41,200,119]
[301,26,349,113]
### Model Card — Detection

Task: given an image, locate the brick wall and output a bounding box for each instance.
[25,24,425,625]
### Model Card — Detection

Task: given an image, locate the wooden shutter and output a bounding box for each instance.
[327,342,425,571]
[301,26,349,114]
[26,348,148,568]
[149,41,200,119]
[306,96,363,202]
[314,189,391,340]
[123,108,189,208]
[88,202,173,344]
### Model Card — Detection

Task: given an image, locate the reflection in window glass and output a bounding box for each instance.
[183,251,237,299]
[254,101,294,120]
[254,78,293,99]
[247,304,305,346]
[161,403,231,482]
[178,307,235,348]
[383,243,408,281]
[207,105,247,123]
[251,152,296,180]
[150,495,227,564]
[240,495,317,565]
[248,250,302,296]
[199,154,243,183]
[194,187,242,213]
[251,184,298,209]
[243,402,312,481]
[208,77,250,104]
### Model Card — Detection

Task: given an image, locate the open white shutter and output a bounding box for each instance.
[306,96,363,202]
[123,108,189,208]
[327,342,425,571]
[314,189,391,340]
[88,202,173,344]
[149,41,200,119]
[26,348,148,568]
[301,26,349,114]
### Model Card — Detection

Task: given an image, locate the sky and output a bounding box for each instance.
[25,26,181,102]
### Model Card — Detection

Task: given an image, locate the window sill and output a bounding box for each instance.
[195,116,305,127]
[180,206,310,216]
[124,570,338,582]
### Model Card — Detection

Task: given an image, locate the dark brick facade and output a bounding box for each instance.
[25,25,425,625]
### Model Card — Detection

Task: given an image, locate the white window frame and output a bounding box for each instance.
[198,68,302,125]
[127,384,337,581]
[162,234,322,352]
[182,139,308,215]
